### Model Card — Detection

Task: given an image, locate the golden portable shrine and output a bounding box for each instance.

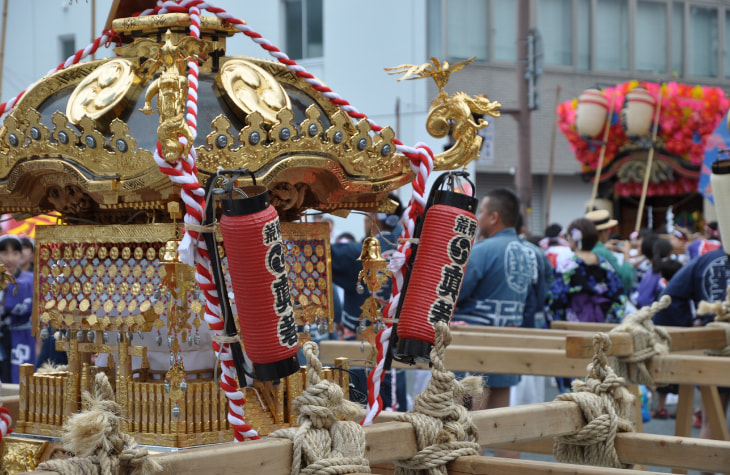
[0,1,498,472]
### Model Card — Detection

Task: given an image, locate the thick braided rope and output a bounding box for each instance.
[554,333,635,469]
[703,284,730,356]
[392,321,481,475]
[608,295,672,386]
[362,144,434,425]
[271,341,370,475]
[36,372,162,475]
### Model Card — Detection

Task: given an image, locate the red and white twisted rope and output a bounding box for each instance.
[0,382,12,442]
[0,0,434,435]
[152,2,259,441]
[0,406,10,442]
[361,143,434,425]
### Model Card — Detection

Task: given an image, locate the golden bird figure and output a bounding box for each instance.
[385,56,476,98]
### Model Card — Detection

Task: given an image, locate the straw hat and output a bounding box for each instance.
[585,209,618,231]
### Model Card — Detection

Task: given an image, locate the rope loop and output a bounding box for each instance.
[702,284,730,356]
[271,341,370,475]
[392,322,481,475]
[608,295,672,385]
[554,333,635,469]
[36,372,162,475]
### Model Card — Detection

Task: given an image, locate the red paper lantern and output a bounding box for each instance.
[392,173,478,364]
[220,185,299,381]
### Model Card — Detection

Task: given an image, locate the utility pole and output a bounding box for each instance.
[502,0,534,233]
[515,0,531,232]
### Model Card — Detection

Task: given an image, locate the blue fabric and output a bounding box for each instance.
[520,238,552,328]
[654,248,729,327]
[0,270,35,383]
[36,331,67,368]
[635,270,663,308]
[331,228,400,333]
[592,242,634,294]
[546,255,626,323]
[454,228,532,327]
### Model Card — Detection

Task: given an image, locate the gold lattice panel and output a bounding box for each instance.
[33,223,187,335]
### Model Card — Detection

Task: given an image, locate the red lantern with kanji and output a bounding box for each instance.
[220,185,299,381]
[392,172,478,364]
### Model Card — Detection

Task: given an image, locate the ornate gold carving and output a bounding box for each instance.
[116,30,210,164]
[1,436,47,474]
[66,59,138,125]
[387,57,501,170]
[217,58,291,123]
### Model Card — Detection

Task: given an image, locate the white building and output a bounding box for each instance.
[1,0,728,238]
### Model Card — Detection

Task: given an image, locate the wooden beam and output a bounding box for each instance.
[454,325,588,338]
[565,326,729,358]
[550,321,616,331]
[21,399,730,474]
[451,331,567,350]
[372,456,667,475]
[319,341,730,385]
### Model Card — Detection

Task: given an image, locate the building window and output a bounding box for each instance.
[595,0,629,71]
[284,0,323,60]
[671,2,684,76]
[446,0,489,61]
[430,0,517,63]
[539,0,572,66]
[635,1,667,73]
[726,10,730,78]
[689,6,718,77]
[60,35,75,62]
[576,0,591,70]
[493,0,516,62]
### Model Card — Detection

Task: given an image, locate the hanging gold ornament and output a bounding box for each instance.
[356,236,391,340]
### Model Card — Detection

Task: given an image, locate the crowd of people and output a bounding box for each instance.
[1,189,728,466]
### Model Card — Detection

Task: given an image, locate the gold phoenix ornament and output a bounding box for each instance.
[116,29,211,164]
[386,57,502,170]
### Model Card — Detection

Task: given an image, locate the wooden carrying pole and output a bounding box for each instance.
[28,401,730,474]
[588,91,615,212]
[635,86,664,232]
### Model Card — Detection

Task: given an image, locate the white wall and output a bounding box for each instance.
[545,175,594,231]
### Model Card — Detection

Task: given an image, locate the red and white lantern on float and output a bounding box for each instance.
[392,172,478,364]
[711,159,730,255]
[622,87,657,137]
[576,88,609,139]
[220,184,299,381]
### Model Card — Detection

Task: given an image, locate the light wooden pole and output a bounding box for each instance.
[0,0,9,100]
[587,93,615,212]
[544,85,561,227]
[634,87,664,233]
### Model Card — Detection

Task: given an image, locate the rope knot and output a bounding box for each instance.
[36,372,162,475]
[702,284,730,356]
[609,295,672,385]
[393,322,481,475]
[271,341,370,475]
[554,333,635,469]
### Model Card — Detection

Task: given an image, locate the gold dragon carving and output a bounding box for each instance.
[115,30,211,164]
[386,57,501,170]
